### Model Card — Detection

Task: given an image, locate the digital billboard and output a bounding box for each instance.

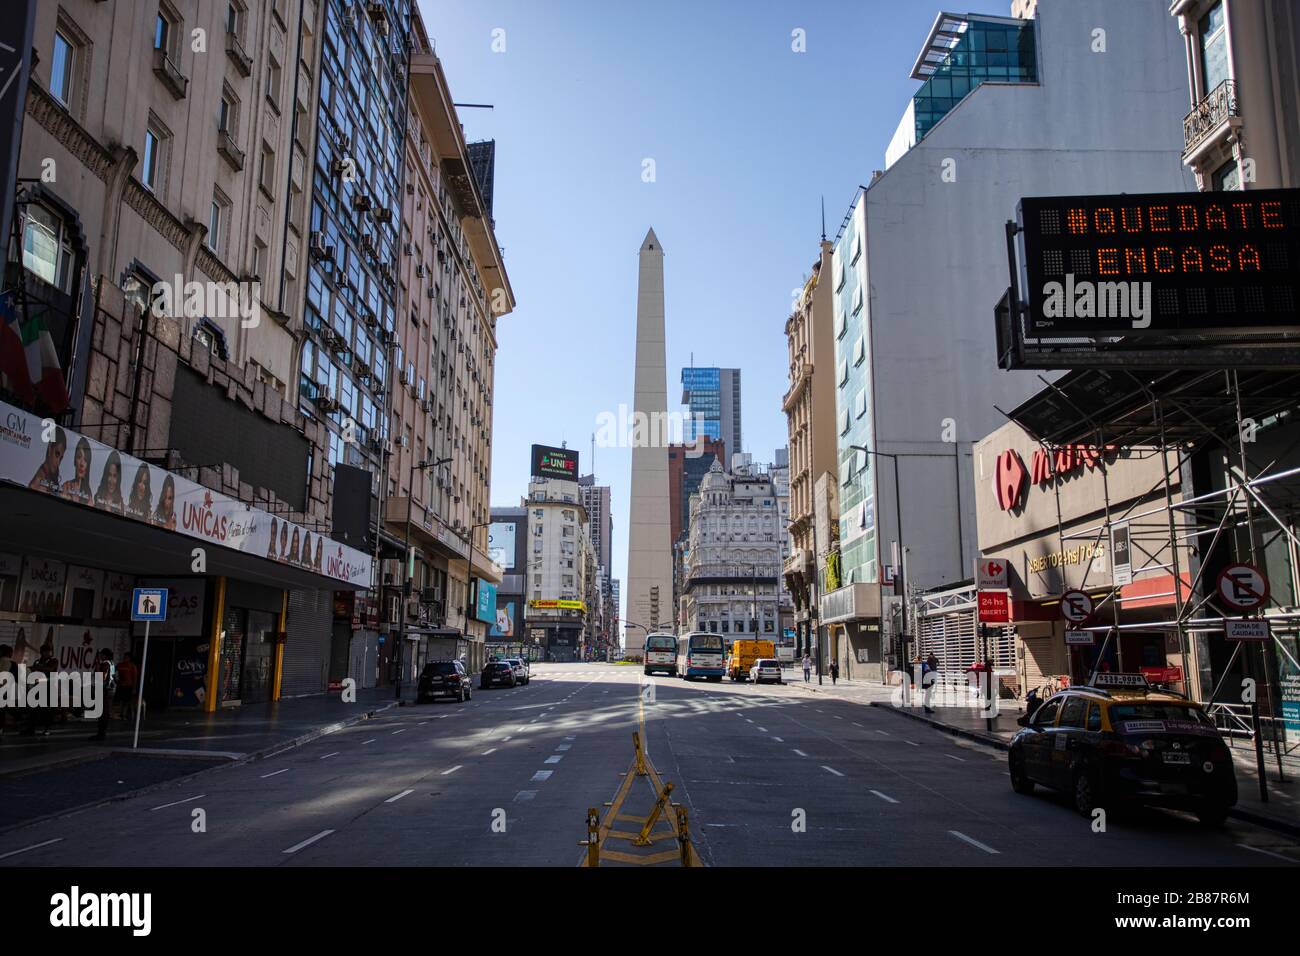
[487,521,516,569]
[531,444,579,481]
[1018,189,1299,338]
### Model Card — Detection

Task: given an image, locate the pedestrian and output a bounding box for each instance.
[23,642,59,736]
[89,649,116,741]
[924,652,940,713]
[801,653,811,682]
[0,643,15,736]
[829,660,840,685]
[116,652,139,722]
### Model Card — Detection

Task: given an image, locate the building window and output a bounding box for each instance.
[1199,2,1229,96]
[153,13,169,50]
[259,142,275,196]
[50,30,75,106]
[265,55,282,109]
[219,88,237,132]
[1211,158,1240,192]
[207,193,226,253]
[21,203,76,294]
[142,122,165,192]
[226,1,243,37]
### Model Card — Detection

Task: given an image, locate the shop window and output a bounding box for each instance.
[21,202,76,294]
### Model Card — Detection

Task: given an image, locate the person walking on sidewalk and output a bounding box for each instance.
[89,649,116,741]
[802,654,811,682]
[923,652,940,713]
[116,652,139,721]
[829,660,840,685]
[22,642,58,736]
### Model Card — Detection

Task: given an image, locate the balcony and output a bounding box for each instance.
[153,49,188,100]
[217,129,245,171]
[225,31,252,77]
[1183,79,1239,159]
[686,562,781,586]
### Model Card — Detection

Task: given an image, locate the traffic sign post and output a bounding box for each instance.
[130,588,168,750]
[1214,564,1271,803]
[1216,563,1269,612]
[1225,618,1270,642]
[1060,589,1094,624]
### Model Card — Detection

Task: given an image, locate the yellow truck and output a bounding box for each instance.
[727,639,775,682]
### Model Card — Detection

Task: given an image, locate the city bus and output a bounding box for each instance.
[643,633,679,676]
[677,631,726,681]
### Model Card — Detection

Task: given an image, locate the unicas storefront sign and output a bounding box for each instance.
[0,398,372,587]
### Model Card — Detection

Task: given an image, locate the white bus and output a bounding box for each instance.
[677,631,725,681]
[643,633,678,676]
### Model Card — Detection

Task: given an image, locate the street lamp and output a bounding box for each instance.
[396,456,453,700]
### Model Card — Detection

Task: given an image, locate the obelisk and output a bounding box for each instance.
[625,228,674,658]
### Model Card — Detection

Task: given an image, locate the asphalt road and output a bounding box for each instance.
[2,663,1296,867]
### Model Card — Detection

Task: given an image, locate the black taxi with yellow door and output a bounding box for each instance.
[1008,673,1238,826]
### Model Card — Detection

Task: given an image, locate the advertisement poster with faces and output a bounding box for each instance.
[18,556,65,616]
[0,399,372,587]
[0,621,127,670]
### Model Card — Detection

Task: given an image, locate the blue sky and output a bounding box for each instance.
[422,0,1013,624]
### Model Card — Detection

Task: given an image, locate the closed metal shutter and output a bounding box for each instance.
[1022,632,1066,697]
[281,589,332,698]
[349,631,378,689]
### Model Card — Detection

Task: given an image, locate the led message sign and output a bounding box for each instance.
[531,444,579,481]
[1019,189,1299,337]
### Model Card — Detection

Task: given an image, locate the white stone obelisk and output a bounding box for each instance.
[624,228,674,658]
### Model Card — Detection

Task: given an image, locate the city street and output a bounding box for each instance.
[3,663,1296,868]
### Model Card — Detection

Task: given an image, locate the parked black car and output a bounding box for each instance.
[417,660,472,703]
[480,660,516,689]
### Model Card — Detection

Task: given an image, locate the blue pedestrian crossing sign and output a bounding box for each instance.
[131,587,168,622]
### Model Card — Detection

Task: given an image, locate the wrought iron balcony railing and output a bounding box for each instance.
[1183,78,1238,156]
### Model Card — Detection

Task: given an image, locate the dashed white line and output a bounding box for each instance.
[948,830,999,854]
[852,722,864,728]
[772,736,784,742]
[757,727,767,733]
[822,766,845,777]
[544,755,563,764]
[391,729,406,735]
[869,790,899,804]
[385,789,414,803]
[556,744,572,751]
[283,830,335,854]
[261,768,289,779]
[944,754,965,762]
[150,794,205,811]
[514,790,537,802]
[875,730,890,736]
[320,752,340,760]
[531,770,553,782]
[502,736,512,742]
[793,749,808,757]
[482,748,497,756]
[362,738,377,745]
[441,765,462,775]
[0,838,64,860]
[904,740,920,747]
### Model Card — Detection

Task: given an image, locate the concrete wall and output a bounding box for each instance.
[856,0,1198,594]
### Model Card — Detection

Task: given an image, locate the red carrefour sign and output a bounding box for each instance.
[978,590,1009,623]
[992,449,1027,511]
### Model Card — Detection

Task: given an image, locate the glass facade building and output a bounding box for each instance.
[300,0,411,473]
[681,366,742,462]
[912,16,1037,142]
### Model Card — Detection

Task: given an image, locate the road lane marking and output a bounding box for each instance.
[150,794,205,811]
[283,830,334,854]
[482,748,497,756]
[531,770,553,782]
[391,729,406,735]
[948,830,999,855]
[875,730,890,736]
[502,736,512,741]
[514,790,537,802]
[793,749,808,757]
[0,838,64,860]
[745,718,754,723]
[320,752,340,760]
[772,736,784,742]
[386,789,414,803]
[441,765,462,775]
[757,727,767,733]
[261,768,289,779]
[544,753,564,764]
[904,740,919,747]
[1237,843,1293,862]
[853,722,864,728]
[869,790,899,804]
[362,738,377,744]
[556,743,572,751]
[565,736,576,740]
[944,754,965,762]
[822,766,845,777]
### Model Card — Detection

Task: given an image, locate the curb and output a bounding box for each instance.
[869,701,1012,750]
[0,702,398,838]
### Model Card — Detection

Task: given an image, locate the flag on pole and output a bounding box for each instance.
[0,289,69,413]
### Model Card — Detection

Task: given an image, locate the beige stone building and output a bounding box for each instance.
[1169,0,1300,191]
[781,239,838,659]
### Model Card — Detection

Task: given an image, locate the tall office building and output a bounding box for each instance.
[681,366,742,464]
[625,229,675,654]
[578,474,612,571]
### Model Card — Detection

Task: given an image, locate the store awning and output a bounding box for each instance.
[0,486,360,591]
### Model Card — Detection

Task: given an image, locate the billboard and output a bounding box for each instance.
[489,600,515,638]
[487,521,516,569]
[0,399,372,586]
[1019,189,1299,338]
[531,444,579,481]
[474,579,497,625]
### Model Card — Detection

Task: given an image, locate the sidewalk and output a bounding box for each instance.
[0,684,402,777]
